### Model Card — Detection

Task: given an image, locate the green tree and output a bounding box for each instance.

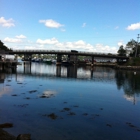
[117,45,126,56]
[126,39,140,57]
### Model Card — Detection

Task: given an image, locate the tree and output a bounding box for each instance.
[0,40,10,51]
[126,39,140,57]
[117,45,126,56]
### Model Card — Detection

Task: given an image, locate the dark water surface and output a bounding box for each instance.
[0,62,140,140]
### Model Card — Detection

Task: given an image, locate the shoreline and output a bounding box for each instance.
[0,123,31,140]
[114,65,140,70]
[91,63,140,70]
[0,128,31,140]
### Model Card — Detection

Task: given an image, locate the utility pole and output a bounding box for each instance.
[135,34,140,57]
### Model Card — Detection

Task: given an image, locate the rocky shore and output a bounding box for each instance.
[0,123,31,140]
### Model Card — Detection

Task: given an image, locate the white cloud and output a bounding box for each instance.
[126,22,140,30]
[39,19,64,28]
[36,38,59,44]
[118,42,123,46]
[74,40,86,46]
[0,17,15,27]
[24,46,37,50]
[6,37,118,54]
[82,23,86,27]
[54,40,117,54]
[4,37,22,43]
[16,35,26,39]
[117,41,126,47]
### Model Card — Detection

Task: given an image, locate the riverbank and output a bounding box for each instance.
[114,57,140,70]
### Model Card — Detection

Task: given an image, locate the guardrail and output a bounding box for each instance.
[11,49,117,56]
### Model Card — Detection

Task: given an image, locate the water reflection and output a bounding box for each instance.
[115,70,140,104]
[0,73,13,97]
[0,63,140,140]
[17,62,140,102]
[1,62,140,101]
[18,62,116,81]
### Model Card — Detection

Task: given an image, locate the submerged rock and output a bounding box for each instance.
[67,112,76,116]
[63,107,71,111]
[73,105,79,107]
[82,113,88,116]
[106,124,112,127]
[17,83,23,84]
[6,84,11,86]
[40,95,47,98]
[17,134,31,140]
[11,94,18,96]
[0,123,13,128]
[25,97,30,100]
[29,90,37,93]
[47,113,58,120]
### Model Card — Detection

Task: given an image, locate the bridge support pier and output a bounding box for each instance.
[57,54,62,65]
[24,54,32,61]
[69,54,78,64]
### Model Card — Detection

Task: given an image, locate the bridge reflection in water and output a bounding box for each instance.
[16,62,115,81]
[1,62,140,105]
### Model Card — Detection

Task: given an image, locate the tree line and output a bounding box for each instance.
[0,40,11,51]
[118,39,140,57]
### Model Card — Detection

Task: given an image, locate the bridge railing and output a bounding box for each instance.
[12,49,117,56]
[12,49,71,53]
[78,51,117,56]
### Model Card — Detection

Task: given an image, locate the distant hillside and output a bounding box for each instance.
[0,40,10,51]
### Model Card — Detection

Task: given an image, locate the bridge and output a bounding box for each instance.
[7,49,129,64]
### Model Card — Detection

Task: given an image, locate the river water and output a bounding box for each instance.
[0,62,140,140]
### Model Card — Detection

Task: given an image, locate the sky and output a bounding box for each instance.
[0,0,140,54]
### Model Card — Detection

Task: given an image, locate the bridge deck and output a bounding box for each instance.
[7,50,129,59]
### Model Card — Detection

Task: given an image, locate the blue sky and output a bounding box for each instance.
[0,0,140,53]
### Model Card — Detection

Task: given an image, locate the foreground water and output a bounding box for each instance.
[0,62,140,140]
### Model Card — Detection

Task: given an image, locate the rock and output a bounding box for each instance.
[0,128,16,140]
[106,124,112,127]
[16,134,31,140]
[67,112,76,116]
[82,113,88,116]
[63,107,71,111]
[0,123,13,128]
[47,113,58,120]
[0,124,31,140]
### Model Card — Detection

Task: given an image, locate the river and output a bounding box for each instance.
[0,62,140,140]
